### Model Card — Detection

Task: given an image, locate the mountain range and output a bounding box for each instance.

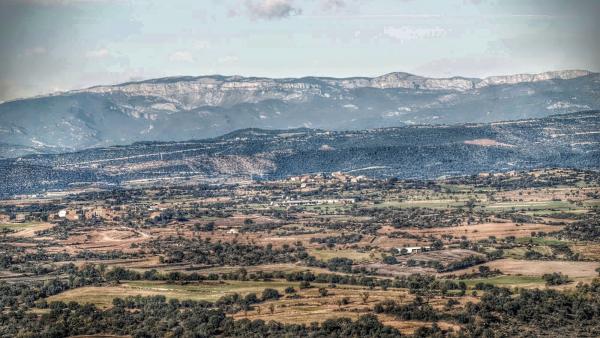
[1,111,598,197]
[0,69,598,158]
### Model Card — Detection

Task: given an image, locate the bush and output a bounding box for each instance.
[261,288,281,301]
[543,272,571,286]
[299,281,311,289]
[382,256,398,265]
[318,288,329,297]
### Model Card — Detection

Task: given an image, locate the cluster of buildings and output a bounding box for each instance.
[55,206,123,221]
[287,172,368,187]
[270,198,356,207]
[478,171,518,178]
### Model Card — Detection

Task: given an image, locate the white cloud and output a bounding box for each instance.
[244,0,302,20]
[85,48,110,58]
[24,47,47,56]
[169,51,194,63]
[383,26,448,42]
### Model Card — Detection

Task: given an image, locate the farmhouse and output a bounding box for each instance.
[396,246,431,254]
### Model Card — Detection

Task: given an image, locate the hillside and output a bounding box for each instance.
[0,70,598,158]
[1,111,598,197]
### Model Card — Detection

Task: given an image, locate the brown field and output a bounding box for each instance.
[571,243,600,260]
[450,258,600,278]
[51,227,151,254]
[410,222,564,240]
[5,222,54,237]
[464,138,514,147]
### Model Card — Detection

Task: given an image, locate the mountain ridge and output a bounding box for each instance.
[0,69,598,158]
[5,69,592,104]
[75,69,593,94]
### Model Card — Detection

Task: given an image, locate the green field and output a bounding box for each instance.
[458,275,545,288]
[47,280,305,308]
[0,222,40,231]
[309,248,374,263]
[504,246,554,259]
[377,200,467,209]
[515,237,567,246]
[483,200,575,211]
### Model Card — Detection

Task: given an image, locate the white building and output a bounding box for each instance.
[396,246,430,254]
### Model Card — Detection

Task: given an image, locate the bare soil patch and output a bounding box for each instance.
[462,258,600,278]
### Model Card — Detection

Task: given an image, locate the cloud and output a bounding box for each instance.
[23,47,46,56]
[383,26,447,42]
[169,51,194,63]
[243,0,302,20]
[85,48,110,58]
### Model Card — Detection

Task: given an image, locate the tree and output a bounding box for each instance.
[268,303,275,315]
[299,281,311,289]
[360,292,370,304]
[261,288,281,301]
[204,221,215,232]
[336,297,350,309]
[318,288,328,297]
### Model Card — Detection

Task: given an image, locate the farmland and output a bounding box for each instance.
[0,168,599,337]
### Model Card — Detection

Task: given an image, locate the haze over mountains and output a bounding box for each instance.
[0,69,598,158]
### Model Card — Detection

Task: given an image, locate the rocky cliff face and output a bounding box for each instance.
[0,70,597,157]
[475,70,592,88]
[79,70,593,97]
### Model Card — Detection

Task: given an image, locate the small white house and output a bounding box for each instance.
[227,228,239,234]
[396,246,430,254]
[58,210,67,218]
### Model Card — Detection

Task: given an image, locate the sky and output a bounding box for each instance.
[0,0,598,101]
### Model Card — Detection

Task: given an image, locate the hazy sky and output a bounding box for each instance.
[0,0,598,101]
